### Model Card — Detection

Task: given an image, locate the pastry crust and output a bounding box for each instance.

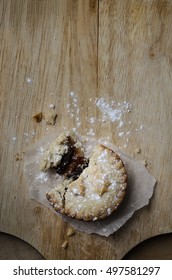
[40,132,87,178]
[40,133,71,171]
[46,142,127,221]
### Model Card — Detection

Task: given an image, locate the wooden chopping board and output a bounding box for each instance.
[0,0,172,259]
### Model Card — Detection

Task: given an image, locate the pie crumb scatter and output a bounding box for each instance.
[45,111,57,125]
[15,153,22,161]
[135,147,141,154]
[67,227,75,237]
[33,112,43,123]
[34,206,41,213]
[61,240,68,249]
[141,160,147,167]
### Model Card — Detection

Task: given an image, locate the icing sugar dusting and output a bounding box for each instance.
[96,98,123,121]
[36,172,48,182]
[65,91,145,149]
[96,98,133,123]
[91,193,101,200]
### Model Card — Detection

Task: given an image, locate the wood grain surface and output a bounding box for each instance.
[0,0,172,259]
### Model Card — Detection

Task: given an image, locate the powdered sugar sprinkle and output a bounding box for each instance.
[95,98,133,123]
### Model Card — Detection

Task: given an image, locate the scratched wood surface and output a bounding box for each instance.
[0,0,172,259]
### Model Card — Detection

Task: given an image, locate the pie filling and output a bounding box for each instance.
[55,136,89,180]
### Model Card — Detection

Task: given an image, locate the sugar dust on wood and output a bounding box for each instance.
[26,77,33,84]
[62,91,145,149]
[95,98,133,123]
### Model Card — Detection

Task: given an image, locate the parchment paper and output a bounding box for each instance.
[24,132,156,237]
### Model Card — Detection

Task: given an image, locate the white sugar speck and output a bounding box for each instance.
[118,120,123,128]
[26,77,32,84]
[72,188,79,195]
[87,128,95,136]
[91,193,100,200]
[23,132,29,137]
[70,91,75,97]
[107,208,112,215]
[49,104,55,109]
[36,172,48,182]
[90,117,95,124]
[32,130,36,135]
[73,97,77,103]
[118,131,124,137]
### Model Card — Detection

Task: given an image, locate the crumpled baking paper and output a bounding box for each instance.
[24,132,156,237]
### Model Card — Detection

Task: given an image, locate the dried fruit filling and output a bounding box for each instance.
[55,136,89,180]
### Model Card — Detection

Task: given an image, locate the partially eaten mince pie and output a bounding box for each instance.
[40,132,127,221]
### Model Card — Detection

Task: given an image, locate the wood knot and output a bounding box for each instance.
[89,0,96,12]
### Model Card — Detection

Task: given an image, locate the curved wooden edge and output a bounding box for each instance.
[121,229,172,259]
[122,231,172,260]
[0,231,44,260]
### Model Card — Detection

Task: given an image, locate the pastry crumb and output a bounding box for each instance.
[34,206,41,213]
[45,111,57,125]
[141,160,147,167]
[135,147,141,154]
[33,112,43,123]
[61,240,68,249]
[15,153,22,161]
[67,227,75,237]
